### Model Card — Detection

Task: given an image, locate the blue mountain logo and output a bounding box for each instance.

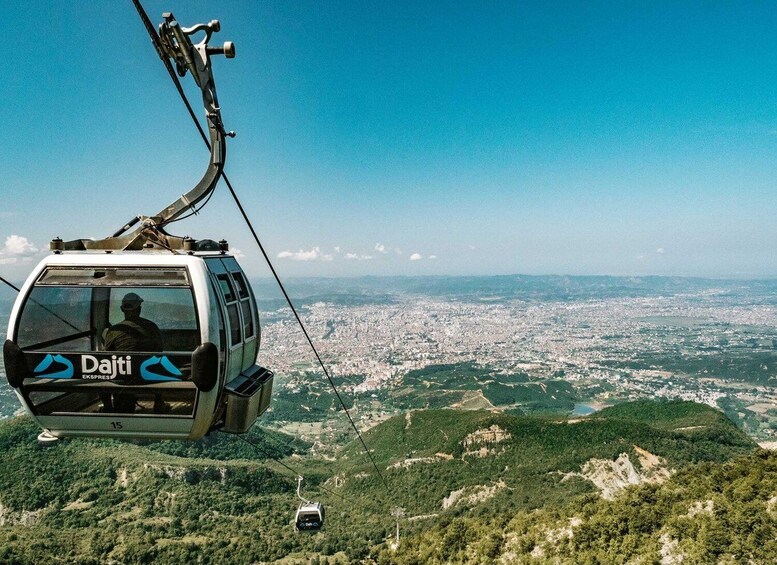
[140,356,183,382]
[33,354,74,379]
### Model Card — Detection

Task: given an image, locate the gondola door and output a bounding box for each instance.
[205,258,245,382]
[221,257,259,370]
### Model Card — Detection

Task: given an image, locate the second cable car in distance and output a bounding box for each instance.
[294,476,325,532]
[2,12,272,441]
[295,502,325,532]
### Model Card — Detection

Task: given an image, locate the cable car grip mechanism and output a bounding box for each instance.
[63,11,236,252]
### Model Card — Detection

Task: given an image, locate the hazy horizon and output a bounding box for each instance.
[2,266,777,289]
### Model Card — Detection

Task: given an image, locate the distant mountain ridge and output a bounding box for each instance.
[250,274,777,308]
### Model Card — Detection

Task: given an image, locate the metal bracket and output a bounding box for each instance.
[64,11,235,252]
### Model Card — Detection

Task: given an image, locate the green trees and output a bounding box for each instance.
[0,401,770,563]
[372,449,777,563]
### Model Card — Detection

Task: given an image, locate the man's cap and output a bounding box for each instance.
[121,292,144,308]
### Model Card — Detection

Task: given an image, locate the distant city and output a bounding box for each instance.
[253,276,777,444]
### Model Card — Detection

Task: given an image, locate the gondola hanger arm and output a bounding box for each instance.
[296,476,310,504]
[63,9,235,252]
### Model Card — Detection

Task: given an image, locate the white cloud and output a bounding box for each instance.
[230,247,245,259]
[4,235,38,256]
[374,243,387,253]
[409,253,422,261]
[345,252,373,261]
[334,246,341,253]
[277,247,333,262]
[0,235,39,265]
[656,247,665,255]
[428,255,437,260]
[395,248,403,255]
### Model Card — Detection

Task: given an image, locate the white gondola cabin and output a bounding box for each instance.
[295,502,325,532]
[3,250,273,440]
[1,12,274,441]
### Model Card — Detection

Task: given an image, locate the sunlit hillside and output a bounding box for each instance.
[0,400,768,563]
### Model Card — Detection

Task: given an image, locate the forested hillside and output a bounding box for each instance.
[375,449,777,563]
[0,401,766,563]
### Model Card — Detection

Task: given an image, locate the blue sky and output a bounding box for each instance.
[1,1,776,280]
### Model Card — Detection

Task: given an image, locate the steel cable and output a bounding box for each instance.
[131,0,392,494]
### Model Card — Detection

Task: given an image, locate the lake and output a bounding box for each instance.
[572,403,597,416]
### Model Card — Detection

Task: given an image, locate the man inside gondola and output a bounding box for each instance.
[102,292,165,413]
[104,292,163,352]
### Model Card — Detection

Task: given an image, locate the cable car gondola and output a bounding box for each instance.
[294,476,325,531]
[2,12,272,440]
[295,502,325,532]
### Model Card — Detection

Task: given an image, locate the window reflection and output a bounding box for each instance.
[16,267,201,418]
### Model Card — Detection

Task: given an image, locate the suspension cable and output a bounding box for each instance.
[229,432,348,503]
[0,275,20,294]
[222,173,392,492]
[232,432,399,519]
[131,0,392,493]
[0,276,81,332]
